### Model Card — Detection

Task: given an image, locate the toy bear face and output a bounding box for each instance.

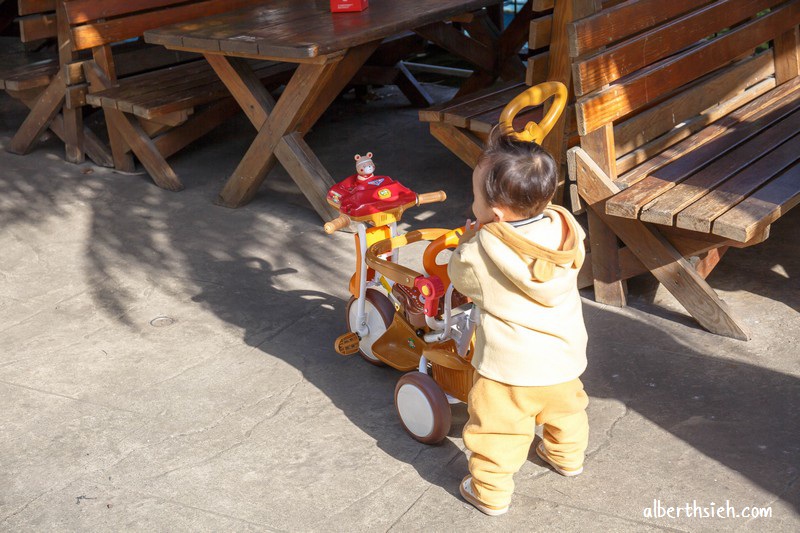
[354,152,375,179]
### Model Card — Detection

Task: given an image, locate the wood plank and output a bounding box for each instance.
[218,42,377,208]
[576,1,800,135]
[0,59,58,91]
[640,110,800,226]
[105,108,183,190]
[608,77,800,217]
[152,98,240,159]
[7,71,64,154]
[615,78,776,175]
[442,84,527,128]
[18,0,55,16]
[419,81,525,123]
[415,22,495,73]
[568,0,714,58]
[428,122,484,168]
[674,133,800,232]
[773,26,800,84]
[526,50,550,86]
[18,12,56,42]
[573,0,782,96]
[712,163,800,242]
[574,147,750,340]
[529,15,552,50]
[614,51,774,157]
[69,0,267,51]
[274,132,339,220]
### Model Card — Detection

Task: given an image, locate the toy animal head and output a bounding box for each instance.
[354,152,375,178]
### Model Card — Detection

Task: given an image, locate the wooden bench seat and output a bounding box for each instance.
[85,59,294,120]
[419,80,530,167]
[58,0,272,191]
[567,0,800,340]
[607,79,800,243]
[0,57,58,92]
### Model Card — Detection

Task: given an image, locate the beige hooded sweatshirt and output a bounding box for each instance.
[448,205,587,386]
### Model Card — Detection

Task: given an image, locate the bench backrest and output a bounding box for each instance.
[568,0,800,178]
[57,0,265,85]
[17,0,56,43]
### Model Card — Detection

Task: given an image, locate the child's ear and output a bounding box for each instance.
[491,206,506,222]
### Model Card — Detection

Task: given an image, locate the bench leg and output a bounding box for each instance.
[574,148,751,340]
[428,122,483,168]
[105,109,183,191]
[7,73,66,155]
[61,105,85,164]
[586,208,627,306]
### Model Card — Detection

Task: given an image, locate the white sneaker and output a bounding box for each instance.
[459,476,509,516]
[535,442,583,477]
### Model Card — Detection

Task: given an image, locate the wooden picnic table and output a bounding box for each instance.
[144,0,505,218]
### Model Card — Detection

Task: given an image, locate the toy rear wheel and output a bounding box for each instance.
[395,372,452,444]
[346,289,394,366]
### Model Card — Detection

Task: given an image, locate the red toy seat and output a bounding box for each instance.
[327,175,417,218]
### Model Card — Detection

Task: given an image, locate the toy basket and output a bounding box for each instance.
[431,363,474,403]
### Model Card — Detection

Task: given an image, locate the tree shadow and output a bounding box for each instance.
[2,84,796,513]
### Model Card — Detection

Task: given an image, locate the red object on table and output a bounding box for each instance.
[327,175,416,218]
[331,0,369,13]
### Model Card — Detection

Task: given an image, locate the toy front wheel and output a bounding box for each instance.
[395,372,452,444]
[346,289,394,366]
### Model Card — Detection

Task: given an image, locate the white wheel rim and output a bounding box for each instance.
[349,296,388,362]
[396,382,435,438]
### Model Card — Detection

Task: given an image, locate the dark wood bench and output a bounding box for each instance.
[419,0,610,205]
[567,0,800,339]
[58,0,294,191]
[0,0,113,164]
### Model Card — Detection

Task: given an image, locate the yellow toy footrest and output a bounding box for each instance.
[370,315,423,372]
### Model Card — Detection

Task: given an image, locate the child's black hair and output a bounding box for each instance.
[478,128,557,218]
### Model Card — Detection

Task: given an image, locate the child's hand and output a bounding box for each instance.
[457,219,481,245]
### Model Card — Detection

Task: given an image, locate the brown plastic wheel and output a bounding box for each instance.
[394,372,452,444]
[345,289,394,366]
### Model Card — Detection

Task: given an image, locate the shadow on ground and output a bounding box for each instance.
[2,88,797,515]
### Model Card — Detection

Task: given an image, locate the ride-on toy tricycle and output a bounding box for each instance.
[323,82,568,444]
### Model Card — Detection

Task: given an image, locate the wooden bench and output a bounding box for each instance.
[419,0,612,205]
[0,0,113,164]
[56,0,297,191]
[567,0,800,339]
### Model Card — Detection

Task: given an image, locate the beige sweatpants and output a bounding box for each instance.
[463,374,589,508]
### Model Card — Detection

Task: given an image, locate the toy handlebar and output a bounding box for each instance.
[499,81,568,144]
[323,214,351,234]
[417,191,447,205]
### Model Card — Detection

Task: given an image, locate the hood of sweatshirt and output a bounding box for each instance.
[477,205,585,308]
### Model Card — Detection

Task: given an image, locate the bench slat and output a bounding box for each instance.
[419,81,525,123]
[63,0,188,24]
[86,59,292,119]
[614,51,774,158]
[568,0,712,58]
[675,132,800,232]
[18,12,56,42]
[69,0,265,50]
[606,79,800,218]
[639,109,800,225]
[712,163,800,242]
[442,84,527,128]
[576,0,800,135]
[18,0,55,16]
[573,0,784,96]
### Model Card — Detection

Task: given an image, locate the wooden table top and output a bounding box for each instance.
[144,0,500,60]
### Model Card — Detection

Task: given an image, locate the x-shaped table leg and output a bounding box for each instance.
[205,41,380,219]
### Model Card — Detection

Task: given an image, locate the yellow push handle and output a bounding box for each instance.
[499,81,568,144]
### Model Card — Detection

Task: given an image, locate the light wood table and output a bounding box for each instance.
[145,0,504,218]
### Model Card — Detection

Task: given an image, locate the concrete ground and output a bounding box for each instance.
[0,79,797,532]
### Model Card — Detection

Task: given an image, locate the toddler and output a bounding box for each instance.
[448,131,589,516]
